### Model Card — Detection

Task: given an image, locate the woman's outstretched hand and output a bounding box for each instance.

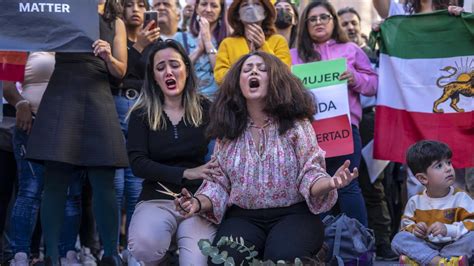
[329,160,358,190]
[175,188,200,218]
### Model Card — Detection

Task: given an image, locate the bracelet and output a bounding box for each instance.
[207,47,217,55]
[15,99,30,109]
[194,196,202,213]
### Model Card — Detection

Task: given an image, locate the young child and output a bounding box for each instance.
[391,140,474,266]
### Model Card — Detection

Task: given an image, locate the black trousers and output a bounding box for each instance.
[210,202,324,265]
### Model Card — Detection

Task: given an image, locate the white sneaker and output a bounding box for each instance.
[80,247,97,266]
[60,251,82,266]
[10,252,29,266]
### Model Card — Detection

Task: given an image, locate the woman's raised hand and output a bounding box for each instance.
[183,157,220,180]
[245,24,265,51]
[92,39,113,62]
[199,16,212,44]
[339,70,355,86]
[135,21,161,52]
[448,6,463,16]
[329,160,358,190]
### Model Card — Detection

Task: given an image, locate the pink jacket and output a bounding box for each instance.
[290,40,378,127]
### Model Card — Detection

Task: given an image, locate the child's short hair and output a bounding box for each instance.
[406,140,452,175]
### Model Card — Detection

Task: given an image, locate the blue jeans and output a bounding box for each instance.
[392,231,474,264]
[10,127,83,256]
[324,125,368,227]
[113,95,143,231]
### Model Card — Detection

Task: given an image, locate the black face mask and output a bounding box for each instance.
[275,9,293,29]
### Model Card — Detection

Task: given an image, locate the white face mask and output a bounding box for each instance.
[239,4,266,23]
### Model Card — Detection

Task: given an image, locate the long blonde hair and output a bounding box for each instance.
[128,40,203,131]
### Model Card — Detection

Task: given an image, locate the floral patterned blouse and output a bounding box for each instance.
[196,118,338,224]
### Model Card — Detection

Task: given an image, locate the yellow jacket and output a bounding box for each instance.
[214,34,291,84]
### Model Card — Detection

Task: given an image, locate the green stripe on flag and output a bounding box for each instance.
[380,11,474,59]
[291,58,347,89]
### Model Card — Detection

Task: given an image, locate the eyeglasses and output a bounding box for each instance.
[306,14,333,25]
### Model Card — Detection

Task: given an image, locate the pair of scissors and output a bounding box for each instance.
[155,181,191,213]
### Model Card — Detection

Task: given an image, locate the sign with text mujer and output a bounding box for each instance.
[292,59,353,157]
[0,0,99,52]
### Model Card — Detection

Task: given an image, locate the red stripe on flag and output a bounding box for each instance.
[0,63,26,82]
[374,106,474,168]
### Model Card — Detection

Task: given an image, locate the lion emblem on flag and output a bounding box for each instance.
[433,65,474,113]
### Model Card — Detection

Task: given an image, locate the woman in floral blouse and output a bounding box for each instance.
[176,51,358,264]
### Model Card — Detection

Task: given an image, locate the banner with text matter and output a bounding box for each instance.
[0,0,99,52]
[292,59,353,157]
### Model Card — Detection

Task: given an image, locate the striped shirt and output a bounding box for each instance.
[401,186,474,239]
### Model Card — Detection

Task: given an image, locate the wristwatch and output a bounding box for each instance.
[207,48,218,55]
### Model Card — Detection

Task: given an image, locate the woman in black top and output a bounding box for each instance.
[127,40,217,265]
[26,1,127,265]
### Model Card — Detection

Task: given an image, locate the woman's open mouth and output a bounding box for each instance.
[165,79,177,90]
[249,78,260,88]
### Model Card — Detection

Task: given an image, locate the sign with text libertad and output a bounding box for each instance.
[0,0,99,52]
[292,58,353,158]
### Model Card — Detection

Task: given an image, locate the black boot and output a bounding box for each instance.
[44,257,61,266]
[100,255,123,266]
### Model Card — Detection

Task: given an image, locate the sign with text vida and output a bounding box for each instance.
[0,0,99,52]
[292,58,354,158]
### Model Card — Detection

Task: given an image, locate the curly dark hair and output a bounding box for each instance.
[296,0,349,63]
[103,0,123,22]
[227,0,276,37]
[404,0,454,14]
[207,51,316,140]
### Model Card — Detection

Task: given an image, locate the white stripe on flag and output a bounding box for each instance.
[377,54,474,113]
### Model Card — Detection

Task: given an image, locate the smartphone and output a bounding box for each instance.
[143,11,158,29]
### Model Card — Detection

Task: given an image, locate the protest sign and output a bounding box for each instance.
[0,0,99,52]
[292,59,353,157]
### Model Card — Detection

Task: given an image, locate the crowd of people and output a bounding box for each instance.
[0,0,472,265]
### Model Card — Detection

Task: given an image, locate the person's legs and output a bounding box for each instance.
[41,161,75,261]
[176,214,217,265]
[326,126,368,226]
[123,169,143,232]
[10,128,44,256]
[58,172,84,257]
[391,231,439,265]
[0,149,16,264]
[358,162,393,255]
[87,167,119,258]
[128,201,178,265]
[79,176,101,259]
[439,231,474,258]
[209,208,267,265]
[113,168,125,237]
[113,95,142,236]
[264,212,324,262]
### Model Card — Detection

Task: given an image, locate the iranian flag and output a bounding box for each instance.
[374,11,474,168]
[0,51,27,81]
